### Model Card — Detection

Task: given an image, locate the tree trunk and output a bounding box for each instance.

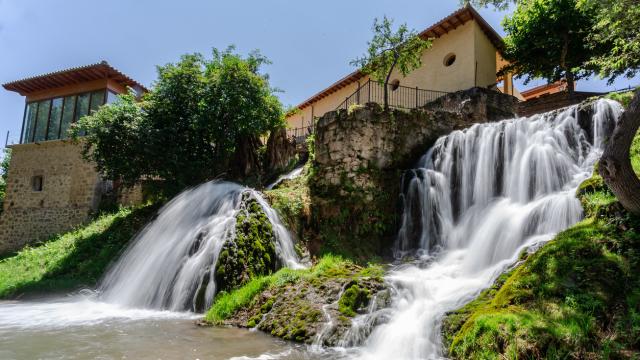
[232,134,263,177]
[566,70,575,97]
[383,54,399,111]
[560,33,575,99]
[599,90,640,215]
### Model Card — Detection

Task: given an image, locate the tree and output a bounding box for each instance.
[0,148,11,214]
[578,0,640,82]
[499,0,599,95]
[351,16,431,110]
[599,90,640,215]
[75,47,284,195]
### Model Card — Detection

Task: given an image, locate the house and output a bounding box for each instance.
[0,61,147,254]
[285,5,519,135]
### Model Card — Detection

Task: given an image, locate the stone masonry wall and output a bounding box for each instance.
[314,87,519,188]
[0,140,103,254]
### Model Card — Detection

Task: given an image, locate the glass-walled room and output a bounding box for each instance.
[20,89,118,144]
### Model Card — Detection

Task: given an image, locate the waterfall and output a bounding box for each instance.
[99,181,302,312]
[357,99,623,359]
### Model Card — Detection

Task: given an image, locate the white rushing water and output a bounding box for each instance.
[355,99,623,359]
[99,181,302,312]
[266,165,305,190]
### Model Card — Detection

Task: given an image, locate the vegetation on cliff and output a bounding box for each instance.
[0,205,158,298]
[214,194,278,293]
[442,128,640,359]
[204,255,387,344]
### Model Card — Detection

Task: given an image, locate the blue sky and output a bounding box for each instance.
[1,0,637,146]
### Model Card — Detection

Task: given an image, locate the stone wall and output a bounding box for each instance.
[0,140,103,253]
[307,88,518,258]
[314,87,518,189]
[517,91,604,118]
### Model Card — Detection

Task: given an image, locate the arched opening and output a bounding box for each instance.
[443,53,456,67]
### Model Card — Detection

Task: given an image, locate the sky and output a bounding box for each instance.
[1,0,638,146]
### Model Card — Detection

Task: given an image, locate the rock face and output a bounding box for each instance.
[264,128,298,176]
[223,262,389,345]
[314,88,518,188]
[214,193,278,294]
[305,88,518,258]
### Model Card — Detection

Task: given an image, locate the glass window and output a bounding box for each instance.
[22,102,38,143]
[89,90,105,114]
[47,98,63,140]
[60,95,76,140]
[106,90,119,104]
[75,93,90,122]
[33,100,51,142]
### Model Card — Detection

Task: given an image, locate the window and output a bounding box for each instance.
[106,90,119,104]
[390,79,401,91]
[89,90,105,114]
[33,100,51,142]
[75,93,90,122]
[31,176,43,192]
[47,98,63,140]
[22,102,38,144]
[60,96,76,140]
[20,89,109,144]
[443,53,456,67]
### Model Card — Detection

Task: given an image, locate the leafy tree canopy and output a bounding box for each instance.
[578,0,640,83]
[500,0,599,93]
[74,47,284,195]
[351,16,431,109]
[465,0,640,84]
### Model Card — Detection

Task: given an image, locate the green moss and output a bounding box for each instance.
[338,283,371,317]
[0,204,159,298]
[444,129,640,359]
[204,254,384,330]
[214,194,277,293]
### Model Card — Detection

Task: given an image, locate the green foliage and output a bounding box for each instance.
[606,90,638,112]
[0,148,11,215]
[204,254,379,324]
[501,0,599,91]
[76,47,284,195]
[214,195,277,293]
[338,283,371,317]
[462,0,514,10]
[579,0,640,82]
[351,16,431,108]
[443,130,640,359]
[470,0,640,84]
[0,205,158,298]
[206,276,273,324]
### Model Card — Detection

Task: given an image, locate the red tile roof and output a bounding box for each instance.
[2,61,147,96]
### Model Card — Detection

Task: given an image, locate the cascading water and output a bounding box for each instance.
[355,99,623,359]
[99,181,302,312]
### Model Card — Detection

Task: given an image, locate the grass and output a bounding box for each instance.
[443,128,640,359]
[0,204,158,298]
[204,254,383,324]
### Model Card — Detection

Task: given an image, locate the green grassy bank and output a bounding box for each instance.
[442,128,640,359]
[0,204,158,298]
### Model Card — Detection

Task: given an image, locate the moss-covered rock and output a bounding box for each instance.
[204,255,388,346]
[442,130,640,359]
[338,282,371,317]
[214,193,278,293]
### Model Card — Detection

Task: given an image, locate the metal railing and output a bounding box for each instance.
[335,79,451,111]
[286,125,313,144]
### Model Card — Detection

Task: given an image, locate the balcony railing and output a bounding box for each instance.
[285,125,313,144]
[335,79,451,111]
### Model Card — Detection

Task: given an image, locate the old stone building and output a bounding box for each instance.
[0,62,146,254]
